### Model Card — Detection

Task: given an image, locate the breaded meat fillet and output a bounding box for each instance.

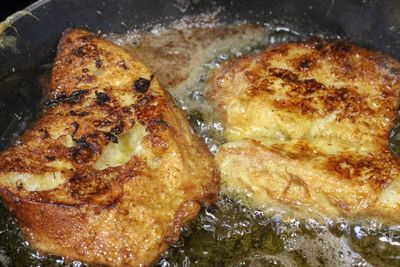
[0,29,219,266]
[210,39,400,222]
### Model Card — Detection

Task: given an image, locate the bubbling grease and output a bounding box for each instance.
[107,18,400,267]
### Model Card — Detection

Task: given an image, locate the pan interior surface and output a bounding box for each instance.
[1,0,400,266]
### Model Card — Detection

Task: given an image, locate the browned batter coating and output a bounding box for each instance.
[0,29,219,266]
[210,39,400,222]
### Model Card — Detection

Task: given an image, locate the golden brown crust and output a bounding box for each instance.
[0,28,219,266]
[210,39,400,222]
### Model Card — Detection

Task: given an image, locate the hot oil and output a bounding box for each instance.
[107,20,400,267]
[1,15,400,267]
[108,20,400,267]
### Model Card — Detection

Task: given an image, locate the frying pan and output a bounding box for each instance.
[1,0,400,266]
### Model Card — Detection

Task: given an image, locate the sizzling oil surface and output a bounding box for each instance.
[109,22,400,267]
[1,19,400,267]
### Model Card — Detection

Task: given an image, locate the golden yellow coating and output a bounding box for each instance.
[210,39,400,222]
[0,29,219,266]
